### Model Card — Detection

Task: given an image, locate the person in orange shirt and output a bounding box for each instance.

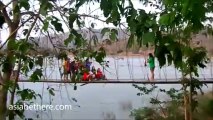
[63,58,70,81]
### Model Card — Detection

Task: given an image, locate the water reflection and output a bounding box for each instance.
[119,101,133,111]
[102,112,116,120]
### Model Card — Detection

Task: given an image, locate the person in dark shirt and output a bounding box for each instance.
[85,58,92,71]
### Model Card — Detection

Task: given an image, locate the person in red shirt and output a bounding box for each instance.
[82,72,89,81]
[95,68,104,80]
[82,68,90,81]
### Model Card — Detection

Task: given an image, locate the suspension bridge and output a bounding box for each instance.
[16,56,213,84]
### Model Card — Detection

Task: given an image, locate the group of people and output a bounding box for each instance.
[61,53,155,82]
[10,53,155,82]
[61,57,105,81]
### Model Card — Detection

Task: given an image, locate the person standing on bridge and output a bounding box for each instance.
[63,57,70,81]
[145,53,155,81]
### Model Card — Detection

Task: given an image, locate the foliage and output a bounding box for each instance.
[131,85,213,120]
[130,107,164,120]
[193,93,213,120]
[0,0,212,119]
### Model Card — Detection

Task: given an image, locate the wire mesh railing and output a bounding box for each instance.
[19,56,213,83]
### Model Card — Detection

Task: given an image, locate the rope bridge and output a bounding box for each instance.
[18,79,213,84]
[18,56,213,84]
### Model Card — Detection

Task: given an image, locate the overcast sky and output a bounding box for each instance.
[0,0,156,43]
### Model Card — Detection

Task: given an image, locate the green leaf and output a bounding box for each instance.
[40,1,53,16]
[19,0,30,10]
[23,29,28,36]
[57,51,67,59]
[7,39,18,50]
[30,69,43,82]
[75,0,87,10]
[127,34,135,48]
[28,60,34,69]
[35,56,43,67]
[75,37,85,48]
[42,20,49,31]
[100,0,112,17]
[76,18,82,28]
[91,23,95,28]
[48,88,55,96]
[18,41,32,53]
[163,0,174,6]
[16,89,37,101]
[109,32,117,41]
[159,14,170,25]
[51,19,64,33]
[37,94,42,99]
[159,12,175,26]
[173,45,183,68]
[167,53,173,66]
[142,32,155,45]
[101,28,110,37]
[117,3,124,15]
[64,34,74,46]
[111,8,120,26]
[95,47,106,63]
[69,14,78,29]
[155,45,169,67]
[111,29,118,35]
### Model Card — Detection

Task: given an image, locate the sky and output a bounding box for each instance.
[0,0,158,43]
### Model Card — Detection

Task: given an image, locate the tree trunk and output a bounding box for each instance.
[0,25,19,119]
[184,93,190,120]
[0,68,12,120]
[9,59,21,120]
[183,84,190,120]
[0,84,8,120]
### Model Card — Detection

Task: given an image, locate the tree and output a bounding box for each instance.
[0,0,212,119]
[0,0,109,119]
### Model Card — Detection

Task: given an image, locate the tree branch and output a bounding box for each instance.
[52,2,70,31]
[20,11,38,16]
[38,17,58,53]
[0,16,34,50]
[3,0,14,9]
[0,1,12,26]
[25,15,39,42]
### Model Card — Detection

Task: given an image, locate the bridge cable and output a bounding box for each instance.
[138,57,146,79]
